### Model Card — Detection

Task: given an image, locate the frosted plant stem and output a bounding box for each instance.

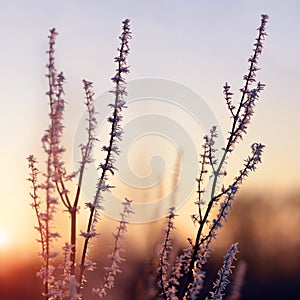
[78,19,131,290]
[178,14,268,299]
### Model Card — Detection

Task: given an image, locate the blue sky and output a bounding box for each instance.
[0,1,299,251]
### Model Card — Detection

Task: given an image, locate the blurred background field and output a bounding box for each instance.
[1,189,300,299]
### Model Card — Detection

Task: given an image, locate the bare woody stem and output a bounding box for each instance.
[69,80,97,276]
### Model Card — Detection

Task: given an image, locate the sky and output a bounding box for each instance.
[0,0,300,259]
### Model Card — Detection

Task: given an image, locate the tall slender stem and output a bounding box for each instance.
[178,15,268,299]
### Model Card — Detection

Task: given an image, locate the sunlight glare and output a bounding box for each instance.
[0,228,11,249]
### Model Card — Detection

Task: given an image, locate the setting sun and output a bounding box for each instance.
[0,229,11,249]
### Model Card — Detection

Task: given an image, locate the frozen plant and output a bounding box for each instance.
[157,14,268,300]
[27,19,133,299]
[27,14,269,300]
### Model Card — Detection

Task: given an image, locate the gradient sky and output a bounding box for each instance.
[0,1,299,257]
